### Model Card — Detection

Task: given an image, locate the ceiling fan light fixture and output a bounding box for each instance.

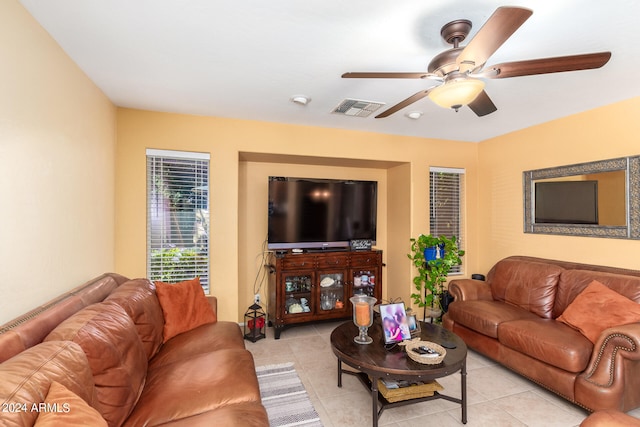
[428,79,485,110]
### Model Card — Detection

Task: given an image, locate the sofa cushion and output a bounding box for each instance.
[152,402,269,427]
[150,321,245,369]
[557,280,640,343]
[446,300,539,338]
[155,277,217,343]
[498,318,592,372]
[0,341,99,427]
[105,278,165,359]
[35,381,108,427]
[44,302,147,427]
[123,349,262,427]
[488,258,564,318]
[553,269,640,318]
[0,274,127,363]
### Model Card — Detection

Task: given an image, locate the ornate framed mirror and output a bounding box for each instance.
[523,156,640,239]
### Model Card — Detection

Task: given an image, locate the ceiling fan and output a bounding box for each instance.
[342,6,611,118]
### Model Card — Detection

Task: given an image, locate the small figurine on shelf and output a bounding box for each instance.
[335,299,344,309]
[300,298,310,312]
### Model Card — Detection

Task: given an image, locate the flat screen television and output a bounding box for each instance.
[268,177,377,250]
[535,181,598,224]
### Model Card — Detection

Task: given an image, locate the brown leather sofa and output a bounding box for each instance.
[443,256,640,413]
[580,410,640,426]
[0,273,268,426]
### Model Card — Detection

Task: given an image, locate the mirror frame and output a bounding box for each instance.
[523,156,640,239]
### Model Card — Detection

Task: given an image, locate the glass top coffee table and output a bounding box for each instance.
[330,320,467,427]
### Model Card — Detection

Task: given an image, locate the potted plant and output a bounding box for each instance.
[408,234,464,321]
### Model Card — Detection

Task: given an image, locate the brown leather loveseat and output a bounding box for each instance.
[0,273,268,426]
[443,256,640,413]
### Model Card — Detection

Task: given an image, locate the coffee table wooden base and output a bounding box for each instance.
[331,321,468,427]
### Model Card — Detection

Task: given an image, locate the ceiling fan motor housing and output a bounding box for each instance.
[428,48,464,76]
[427,19,474,76]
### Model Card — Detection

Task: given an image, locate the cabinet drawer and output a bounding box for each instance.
[281,256,315,269]
[350,253,379,267]
[317,255,348,269]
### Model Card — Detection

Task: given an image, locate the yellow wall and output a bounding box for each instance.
[115,109,479,321]
[386,163,413,303]
[477,97,640,273]
[239,161,388,317]
[0,0,116,323]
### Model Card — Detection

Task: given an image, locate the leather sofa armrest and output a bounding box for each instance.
[448,279,492,302]
[580,410,640,427]
[206,295,218,319]
[581,322,640,387]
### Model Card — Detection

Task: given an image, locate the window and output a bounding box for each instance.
[146,149,210,292]
[429,167,464,274]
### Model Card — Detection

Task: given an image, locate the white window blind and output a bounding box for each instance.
[429,167,465,275]
[146,149,210,292]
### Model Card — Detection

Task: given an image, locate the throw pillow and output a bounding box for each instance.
[558,280,640,343]
[155,277,217,343]
[35,381,107,427]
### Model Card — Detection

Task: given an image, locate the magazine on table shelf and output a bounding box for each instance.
[380,378,432,389]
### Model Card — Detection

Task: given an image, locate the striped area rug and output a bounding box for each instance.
[256,362,323,427]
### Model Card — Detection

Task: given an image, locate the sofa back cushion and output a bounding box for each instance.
[488,258,564,318]
[553,269,640,318]
[0,341,99,427]
[0,273,128,363]
[44,302,147,427]
[105,278,165,359]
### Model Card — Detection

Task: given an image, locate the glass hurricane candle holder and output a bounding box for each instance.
[349,295,377,344]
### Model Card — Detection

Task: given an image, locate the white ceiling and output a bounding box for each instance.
[19,0,640,142]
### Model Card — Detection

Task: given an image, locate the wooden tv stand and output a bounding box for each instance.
[267,249,383,339]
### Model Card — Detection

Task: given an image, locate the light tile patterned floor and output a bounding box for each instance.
[247,321,640,427]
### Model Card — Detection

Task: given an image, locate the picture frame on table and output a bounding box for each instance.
[379,302,412,344]
[407,314,421,338]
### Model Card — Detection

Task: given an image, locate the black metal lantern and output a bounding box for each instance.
[244,303,266,342]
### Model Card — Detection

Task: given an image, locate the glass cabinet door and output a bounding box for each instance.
[283,273,312,316]
[351,269,377,298]
[318,272,346,313]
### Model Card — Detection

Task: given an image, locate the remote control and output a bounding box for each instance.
[411,346,440,357]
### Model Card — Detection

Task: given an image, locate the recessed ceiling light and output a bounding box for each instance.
[405,111,423,120]
[291,95,311,105]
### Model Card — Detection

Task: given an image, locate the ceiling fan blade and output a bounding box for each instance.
[485,52,612,79]
[375,89,432,118]
[467,90,497,117]
[456,6,533,71]
[342,72,436,80]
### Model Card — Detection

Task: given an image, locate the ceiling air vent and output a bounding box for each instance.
[331,99,385,118]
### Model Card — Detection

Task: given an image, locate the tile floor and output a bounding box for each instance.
[246,320,640,427]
